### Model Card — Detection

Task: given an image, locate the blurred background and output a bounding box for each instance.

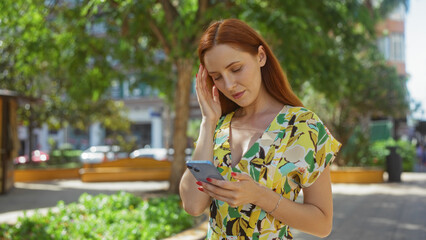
[1,0,424,175]
[1,0,425,189]
[1,0,426,239]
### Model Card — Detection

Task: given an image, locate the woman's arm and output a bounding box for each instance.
[254,167,333,237]
[200,167,333,237]
[179,65,222,216]
[179,120,216,216]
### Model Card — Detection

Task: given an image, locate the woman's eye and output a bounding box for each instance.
[213,76,222,80]
[232,67,242,72]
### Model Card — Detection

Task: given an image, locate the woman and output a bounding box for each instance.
[179,19,341,239]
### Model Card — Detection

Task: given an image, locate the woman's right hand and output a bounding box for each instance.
[195,64,222,124]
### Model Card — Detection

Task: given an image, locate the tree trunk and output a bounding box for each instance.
[28,105,35,166]
[169,58,194,194]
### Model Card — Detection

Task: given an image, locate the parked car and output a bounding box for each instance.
[14,155,29,165]
[129,148,170,161]
[129,148,192,161]
[80,145,128,164]
[32,150,50,162]
[14,150,50,164]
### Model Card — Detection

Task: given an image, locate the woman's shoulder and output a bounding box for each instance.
[285,106,323,123]
[216,111,235,130]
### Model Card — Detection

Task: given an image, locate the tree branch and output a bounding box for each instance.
[107,0,120,8]
[191,0,215,46]
[195,0,209,21]
[159,0,179,27]
[148,16,171,55]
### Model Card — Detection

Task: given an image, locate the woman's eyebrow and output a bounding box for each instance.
[208,61,240,74]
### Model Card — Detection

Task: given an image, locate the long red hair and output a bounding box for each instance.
[198,19,304,115]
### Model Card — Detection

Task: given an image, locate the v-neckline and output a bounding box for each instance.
[227,105,288,167]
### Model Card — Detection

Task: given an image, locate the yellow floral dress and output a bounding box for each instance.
[206,105,342,240]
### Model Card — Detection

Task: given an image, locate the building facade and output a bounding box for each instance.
[374,4,410,140]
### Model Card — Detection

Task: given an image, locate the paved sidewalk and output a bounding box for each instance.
[1,173,426,240]
[292,172,426,240]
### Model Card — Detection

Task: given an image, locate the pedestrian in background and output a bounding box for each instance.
[422,144,426,169]
[180,19,341,239]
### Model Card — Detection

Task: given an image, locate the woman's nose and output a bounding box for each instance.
[224,76,237,91]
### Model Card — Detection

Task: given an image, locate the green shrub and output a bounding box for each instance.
[0,192,194,240]
[341,129,372,167]
[369,139,416,172]
[15,149,83,170]
[49,149,83,164]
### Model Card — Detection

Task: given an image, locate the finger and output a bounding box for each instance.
[197,64,201,76]
[195,65,201,94]
[205,177,236,191]
[202,186,243,207]
[197,186,208,194]
[200,65,210,96]
[195,65,208,100]
[212,85,220,104]
[201,182,235,199]
[231,172,252,181]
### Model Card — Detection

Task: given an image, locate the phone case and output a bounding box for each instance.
[186,160,225,183]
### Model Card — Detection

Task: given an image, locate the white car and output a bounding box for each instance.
[80,145,128,164]
[129,148,192,161]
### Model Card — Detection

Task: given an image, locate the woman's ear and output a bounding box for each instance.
[258,45,267,67]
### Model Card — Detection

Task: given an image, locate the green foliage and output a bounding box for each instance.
[14,148,83,170]
[0,192,194,240]
[14,162,82,170]
[369,139,416,172]
[0,0,131,133]
[1,0,411,186]
[187,118,201,143]
[340,126,373,167]
[49,149,83,164]
[342,131,416,172]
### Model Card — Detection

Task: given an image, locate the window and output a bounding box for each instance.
[377,34,404,62]
[390,33,405,61]
[377,36,390,60]
[110,80,122,99]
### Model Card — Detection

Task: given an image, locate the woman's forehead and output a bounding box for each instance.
[204,44,250,72]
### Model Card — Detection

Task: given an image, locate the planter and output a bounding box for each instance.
[14,168,80,182]
[80,158,171,182]
[330,167,384,184]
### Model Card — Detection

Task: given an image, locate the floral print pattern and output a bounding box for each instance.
[206,105,342,240]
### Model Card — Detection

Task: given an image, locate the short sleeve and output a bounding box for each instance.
[282,111,342,188]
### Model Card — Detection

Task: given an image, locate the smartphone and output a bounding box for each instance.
[186,160,225,183]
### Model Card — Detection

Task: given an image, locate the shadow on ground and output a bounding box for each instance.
[292,173,426,240]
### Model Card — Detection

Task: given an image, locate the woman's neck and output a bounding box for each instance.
[236,87,283,118]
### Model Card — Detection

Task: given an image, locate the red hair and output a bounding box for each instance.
[198,19,304,115]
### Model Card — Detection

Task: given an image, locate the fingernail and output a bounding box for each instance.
[196,73,198,78]
[198,187,204,192]
[196,181,202,186]
[231,172,237,177]
[206,178,212,182]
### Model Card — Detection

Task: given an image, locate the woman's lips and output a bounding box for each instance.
[232,91,245,99]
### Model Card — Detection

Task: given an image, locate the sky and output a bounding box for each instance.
[406,0,426,121]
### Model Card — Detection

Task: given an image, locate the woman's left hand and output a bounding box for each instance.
[198,172,262,207]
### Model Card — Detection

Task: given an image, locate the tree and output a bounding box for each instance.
[1,0,410,193]
[0,0,132,154]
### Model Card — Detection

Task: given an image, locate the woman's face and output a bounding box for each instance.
[203,44,267,107]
